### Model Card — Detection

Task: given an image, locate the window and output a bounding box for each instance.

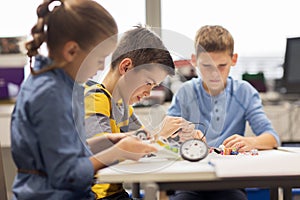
[0,0,145,37]
[0,0,146,79]
[161,0,300,80]
[0,0,39,37]
[97,0,145,34]
[162,0,300,57]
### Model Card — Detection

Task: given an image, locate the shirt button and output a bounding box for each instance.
[215,100,218,104]
[215,109,218,112]
[216,117,220,121]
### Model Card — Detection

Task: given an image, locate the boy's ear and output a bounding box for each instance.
[63,41,80,62]
[119,58,133,75]
[191,54,197,67]
[231,53,238,66]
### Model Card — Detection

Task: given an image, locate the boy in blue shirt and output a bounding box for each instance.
[168,25,280,200]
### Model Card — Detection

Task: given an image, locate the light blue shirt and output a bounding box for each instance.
[11,55,95,200]
[168,77,280,147]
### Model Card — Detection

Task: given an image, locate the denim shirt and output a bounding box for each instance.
[168,77,280,147]
[11,55,95,200]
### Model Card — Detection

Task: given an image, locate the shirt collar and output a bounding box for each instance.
[34,54,81,90]
[199,77,233,99]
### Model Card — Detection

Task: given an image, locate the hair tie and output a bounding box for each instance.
[37,4,50,18]
[37,0,64,18]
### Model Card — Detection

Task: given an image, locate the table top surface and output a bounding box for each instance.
[97,147,300,184]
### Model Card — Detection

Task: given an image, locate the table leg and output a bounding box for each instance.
[270,188,279,200]
[144,182,159,200]
[131,183,140,199]
[282,187,292,200]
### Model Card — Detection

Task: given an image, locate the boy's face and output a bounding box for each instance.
[120,65,168,105]
[194,51,237,95]
[130,66,168,105]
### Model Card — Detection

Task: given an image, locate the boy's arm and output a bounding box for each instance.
[223,132,278,152]
[90,136,157,173]
[167,88,185,117]
[128,106,144,131]
[85,114,112,137]
[87,133,127,154]
[224,84,280,151]
[167,80,196,119]
[84,87,113,138]
[251,132,278,149]
[245,91,280,146]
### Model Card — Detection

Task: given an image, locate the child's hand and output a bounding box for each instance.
[107,130,151,142]
[158,116,191,138]
[115,136,158,161]
[223,134,255,152]
[105,133,127,143]
[178,129,206,143]
[93,135,158,167]
[194,130,206,142]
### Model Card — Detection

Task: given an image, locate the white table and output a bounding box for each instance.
[97,148,300,200]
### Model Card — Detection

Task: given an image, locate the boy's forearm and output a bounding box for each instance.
[254,133,278,150]
[87,133,128,154]
[89,146,121,173]
[87,135,115,154]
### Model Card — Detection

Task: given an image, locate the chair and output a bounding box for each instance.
[242,72,267,93]
[0,142,8,200]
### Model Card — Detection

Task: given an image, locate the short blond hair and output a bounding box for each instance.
[194,25,234,56]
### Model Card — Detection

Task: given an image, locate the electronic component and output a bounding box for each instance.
[135,130,148,141]
[180,138,208,162]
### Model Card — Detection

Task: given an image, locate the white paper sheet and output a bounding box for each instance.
[209,149,300,177]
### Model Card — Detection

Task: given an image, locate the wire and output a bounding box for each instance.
[191,122,208,141]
